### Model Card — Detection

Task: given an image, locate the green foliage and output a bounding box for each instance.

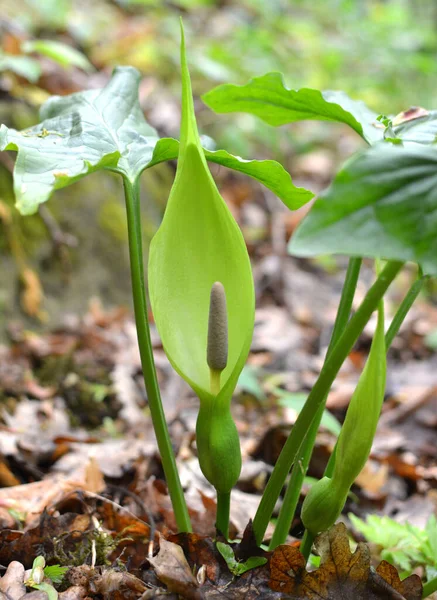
[237,365,267,402]
[22,39,94,72]
[44,564,69,584]
[0,53,41,83]
[0,68,308,216]
[349,514,437,578]
[289,143,437,275]
[149,24,254,494]
[203,74,381,144]
[25,556,62,600]
[216,542,267,576]
[275,391,341,437]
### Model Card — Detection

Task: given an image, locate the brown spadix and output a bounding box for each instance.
[207,282,228,373]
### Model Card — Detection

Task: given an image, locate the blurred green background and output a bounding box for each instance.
[1,0,436,332]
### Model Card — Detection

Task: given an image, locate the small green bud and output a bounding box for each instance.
[301,477,347,536]
[196,403,241,493]
[332,299,386,488]
[30,556,46,585]
[207,282,228,373]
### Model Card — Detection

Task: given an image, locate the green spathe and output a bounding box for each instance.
[302,298,386,535]
[148,26,254,489]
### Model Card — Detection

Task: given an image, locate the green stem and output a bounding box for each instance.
[385,272,429,349]
[124,177,191,533]
[323,268,429,480]
[423,575,437,598]
[299,530,314,561]
[252,260,403,546]
[269,258,362,551]
[216,491,230,539]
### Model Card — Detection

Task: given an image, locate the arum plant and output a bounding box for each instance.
[148,24,255,538]
[205,72,437,554]
[0,27,307,533]
[3,21,437,572]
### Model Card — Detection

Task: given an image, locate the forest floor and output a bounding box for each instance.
[0,235,436,598]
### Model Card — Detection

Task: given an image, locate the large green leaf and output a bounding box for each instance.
[289,144,437,275]
[203,72,382,144]
[0,67,309,215]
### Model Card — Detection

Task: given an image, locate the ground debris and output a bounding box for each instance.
[269,523,422,599]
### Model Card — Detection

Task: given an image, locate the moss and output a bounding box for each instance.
[50,526,126,568]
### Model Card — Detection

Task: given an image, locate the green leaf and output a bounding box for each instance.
[236,555,268,575]
[33,582,58,600]
[237,365,266,401]
[203,72,382,144]
[148,26,255,405]
[203,148,312,210]
[216,542,267,576]
[44,564,68,584]
[22,39,94,73]
[0,53,41,82]
[1,67,309,215]
[289,143,437,275]
[349,514,437,574]
[425,515,437,559]
[217,541,239,573]
[0,66,147,213]
[151,138,312,210]
[277,392,341,436]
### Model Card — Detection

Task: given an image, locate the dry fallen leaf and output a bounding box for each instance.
[0,511,92,568]
[148,536,201,599]
[269,523,422,599]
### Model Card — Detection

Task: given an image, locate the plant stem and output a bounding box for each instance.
[299,530,314,561]
[124,176,191,533]
[385,272,429,349]
[268,258,362,551]
[210,369,221,396]
[216,491,230,538]
[423,575,437,598]
[252,260,403,546]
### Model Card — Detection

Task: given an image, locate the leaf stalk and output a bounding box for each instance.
[268,257,362,550]
[124,176,191,533]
